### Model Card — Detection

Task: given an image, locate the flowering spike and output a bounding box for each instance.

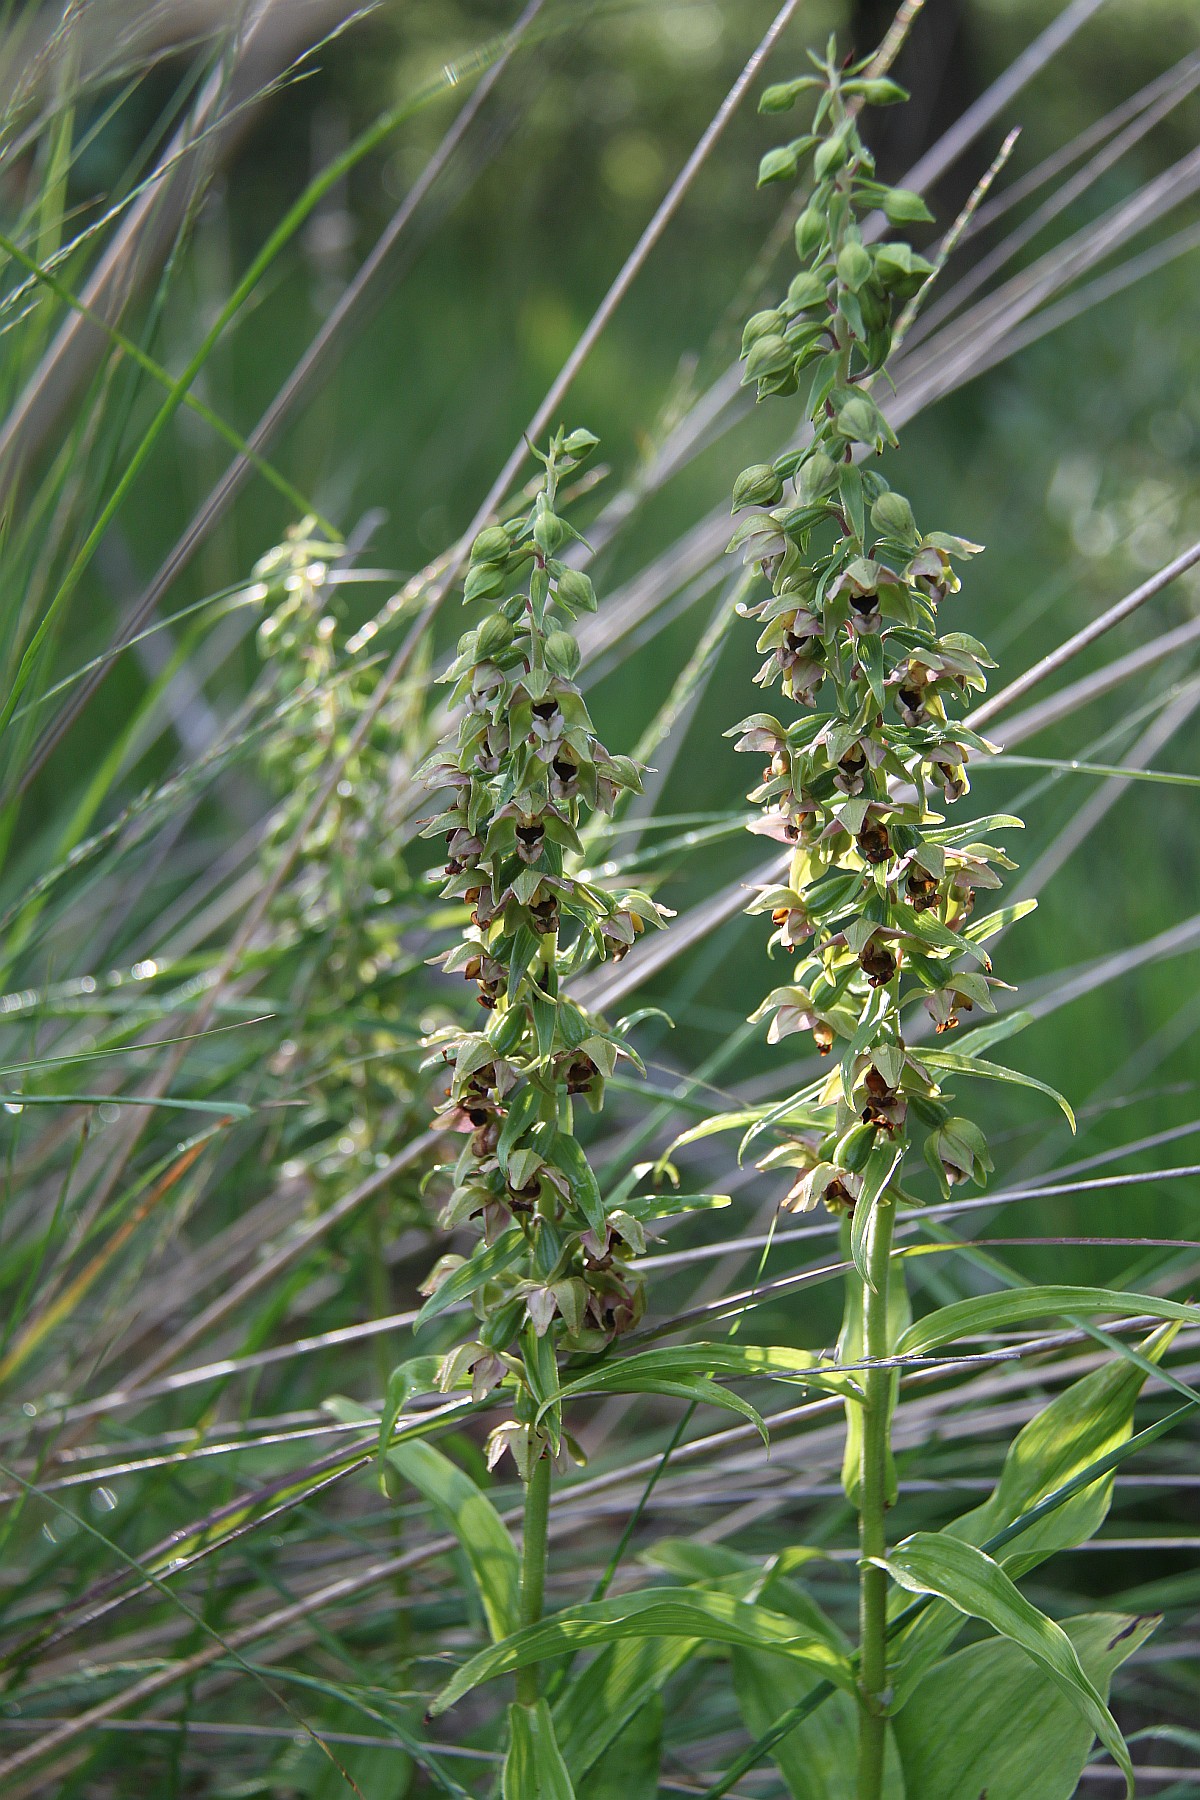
[730,56,1029,1211]
[418,430,672,1469]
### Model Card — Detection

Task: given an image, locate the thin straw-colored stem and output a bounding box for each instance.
[973,537,1200,728]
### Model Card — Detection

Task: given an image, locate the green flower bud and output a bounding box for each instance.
[732,464,785,510]
[865,326,893,370]
[844,76,909,106]
[743,333,791,382]
[879,186,933,227]
[871,490,917,543]
[758,76,818,113]
[798,450,838,501]
[834,1120,876,1172]
[874,243,935,300]
[544,629,581,677]
[858,284,888,332]
[475,611,514,658]
[556,566,597,613]
[836,240,873,293]
[479,1298,525,1352]
[464,561,507,603]
[758,145,798,187]
[488,1006,526,1056]
[741,308,783,355]
[836,394,894,449]
[562,427,599,461]
[787,270,828,312]
[813,134,847,181]
[794,206,826,259]
[534,510,567,557]
[471,525,511,565]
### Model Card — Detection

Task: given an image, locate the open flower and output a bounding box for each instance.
[925,1116,993,1192]
[858,933,899,988]
[784,1161,862,1215]
[923,970,1004,1033]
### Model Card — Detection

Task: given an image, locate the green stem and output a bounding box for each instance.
[516,1446,551,1707]
[856,1197,896,1800]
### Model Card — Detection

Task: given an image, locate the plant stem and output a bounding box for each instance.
[856,1197,896,1800]
[516,1446,551,1706]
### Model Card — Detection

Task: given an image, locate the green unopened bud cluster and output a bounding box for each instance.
[728,42,1026,1208]
[252,520,438,1198]
[418,429,671,1471]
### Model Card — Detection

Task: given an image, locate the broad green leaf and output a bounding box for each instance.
[385,1440,519,1643]
[640,1541,821,1589]
[641,1538,761,1584]
[504,1701,575,1800]
[918,1047,1075,1129]
[546,1342,855,1421]
[850,1143,901,1288]
[733,1652,904,1800]
[576,1695,662,1800]
[554,1638,694,1781]
[890,1326,1177,1702]
[899,1288,1200,1358]
[429,1589,855,1716]
[558,1370,769,1440]
[621,1192,731,1222]
[893,1612,1158,1800]
[414,1230,526,1330]
[379,1357,440,1461]
[881,1535,1134,1796]
[965,1324,1179,1574]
